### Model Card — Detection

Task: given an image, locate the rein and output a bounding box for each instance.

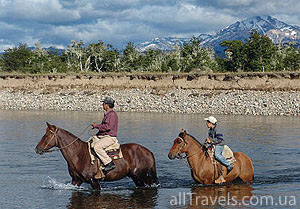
[43,125,91,153]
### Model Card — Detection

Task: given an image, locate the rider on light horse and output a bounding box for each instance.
[204,116,233,175]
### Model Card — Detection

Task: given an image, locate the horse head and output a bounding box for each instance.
[35,122,58,155]
[168,129,189,159]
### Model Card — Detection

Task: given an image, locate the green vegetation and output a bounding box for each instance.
[218,30,300,72]
[0,30,299,74]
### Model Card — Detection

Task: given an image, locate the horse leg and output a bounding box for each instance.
[215,176,226,184]
[89,178,101,190]
[236,153,254,183]
[72,178,82,186]
[129,167,159,187]
[128,174,146,187]
[239,165,254,183]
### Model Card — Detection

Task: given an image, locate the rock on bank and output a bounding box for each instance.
[0,88,299,116]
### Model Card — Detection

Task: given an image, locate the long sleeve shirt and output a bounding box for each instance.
[208,126,224,146]
[94,110,118,137]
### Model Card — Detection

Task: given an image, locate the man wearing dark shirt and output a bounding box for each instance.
[204,116,233,174]
[91,97,118,176]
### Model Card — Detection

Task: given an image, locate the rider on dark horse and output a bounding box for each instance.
[204,116,233,175]
[91,97,118,179]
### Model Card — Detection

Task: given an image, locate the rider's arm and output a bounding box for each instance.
[208,128,222,145]
[94,112,116,132]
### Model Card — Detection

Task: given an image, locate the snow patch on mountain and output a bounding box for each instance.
[136,15,300,54]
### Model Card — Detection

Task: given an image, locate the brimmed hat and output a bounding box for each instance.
[101,97,115,105]
[204,116,217,124]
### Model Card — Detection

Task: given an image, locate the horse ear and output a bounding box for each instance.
[46,122,55,131]
[181,128,187,136]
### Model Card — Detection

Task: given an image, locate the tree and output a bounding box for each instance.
[220,40,246,71]
[88,41,107,72]
[245,30,277,71]
[65,40,85,71]
[282,45,300,71]
[220,30,279,72]
[121,42,141,71]
[101,45,120,72]
[141,49,166,72]
[181,37,218,72]
[0,43,34,72]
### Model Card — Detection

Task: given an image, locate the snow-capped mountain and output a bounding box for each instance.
[137,37,190,52]
[265,29,300,44]
[205,15,300,55]
[136,15,300,55]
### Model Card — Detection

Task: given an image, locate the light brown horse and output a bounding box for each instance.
[168,130,254,185]
[35,123,159,190]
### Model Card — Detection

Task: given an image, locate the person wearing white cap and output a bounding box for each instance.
[204,116,233,174]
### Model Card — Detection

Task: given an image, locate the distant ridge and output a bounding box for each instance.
[28,46,65,55]
[136,15,300,55]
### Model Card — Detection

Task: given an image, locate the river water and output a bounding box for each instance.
[0,110,299,209]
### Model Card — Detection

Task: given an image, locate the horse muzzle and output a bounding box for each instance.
[168,152,180,160]
[35,146,45,155]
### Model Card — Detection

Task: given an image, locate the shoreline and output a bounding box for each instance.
[0,72,299,116]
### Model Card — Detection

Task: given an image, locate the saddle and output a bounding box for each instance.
[87,137,123,179]
[207,145,236,164]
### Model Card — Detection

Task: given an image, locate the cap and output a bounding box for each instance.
[204,116,217,124]
[101,97,115,105]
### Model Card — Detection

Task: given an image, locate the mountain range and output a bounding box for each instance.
[136,15,300,56]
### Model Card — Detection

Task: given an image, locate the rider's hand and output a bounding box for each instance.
[91,124,96,129]
[206,138,211,143]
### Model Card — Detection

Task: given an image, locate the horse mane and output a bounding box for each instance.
[179,132,202,146]
[57,127,86,143]
[179,132,209,156]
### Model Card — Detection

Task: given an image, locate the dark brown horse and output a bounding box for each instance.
[35,122,159,190]
[168,130,254,185]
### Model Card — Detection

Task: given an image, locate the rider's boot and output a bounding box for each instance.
[103,161,116,173]
[226,164,233,175]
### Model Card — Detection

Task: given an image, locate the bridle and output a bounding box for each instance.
[175,135,202,171]
[176,136,187,158]
[41,128,58,153]
[42,125,90,153]
[176,136,202,159]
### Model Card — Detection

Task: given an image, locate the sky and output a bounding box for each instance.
[0,0,299,52]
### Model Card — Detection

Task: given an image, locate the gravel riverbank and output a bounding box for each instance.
[0,88,299,116]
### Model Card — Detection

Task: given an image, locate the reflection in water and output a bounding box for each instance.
[67,188,158,209]
[187,184,253,208]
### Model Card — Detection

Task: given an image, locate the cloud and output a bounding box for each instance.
[0,0,80,24]
[0,0,299,51]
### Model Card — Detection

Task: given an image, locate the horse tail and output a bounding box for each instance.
[128,143,159,187]
[148,151,159,185]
